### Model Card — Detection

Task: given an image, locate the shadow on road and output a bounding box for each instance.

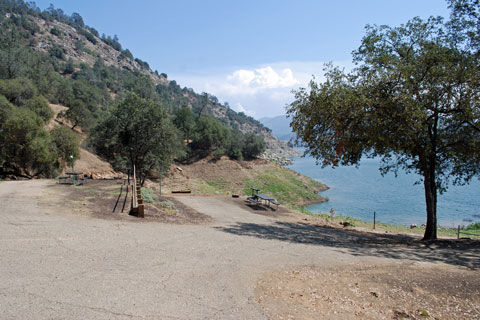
[216,222,480,269]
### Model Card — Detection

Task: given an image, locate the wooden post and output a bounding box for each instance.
[457,225,460,239]
[373,211,376,230]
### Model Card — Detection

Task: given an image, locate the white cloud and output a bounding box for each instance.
[221,66,298,96]
[169,60,354,118]
[235,103,256,116]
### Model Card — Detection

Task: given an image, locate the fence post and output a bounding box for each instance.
[373,211,376,230]
[457,225,460,239]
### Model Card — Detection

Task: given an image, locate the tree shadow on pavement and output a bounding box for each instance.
[216,222,480,269]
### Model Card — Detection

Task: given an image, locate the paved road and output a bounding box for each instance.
[0,180,414,319]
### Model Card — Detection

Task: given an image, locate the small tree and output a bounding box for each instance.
[90,92,180,184]
[50,126,80,167]
[242,133,266,160]
[64,99,92,131]
[173,105,195,140]
[190,116,231,159]
[288,17,480,240]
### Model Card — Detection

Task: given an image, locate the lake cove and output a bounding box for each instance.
[287,155,480,228]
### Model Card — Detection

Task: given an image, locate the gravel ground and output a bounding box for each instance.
[0,180,478,319]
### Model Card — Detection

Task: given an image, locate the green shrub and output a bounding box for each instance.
[50,126,80,167]
[50,26,62,37]
[23,95,53,122]
[141,188,158,203]
[466,222,480,231]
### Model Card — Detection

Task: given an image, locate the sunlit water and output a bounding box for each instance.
[287,155,480,228]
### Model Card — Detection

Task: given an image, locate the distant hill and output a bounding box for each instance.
[260,115,296,142]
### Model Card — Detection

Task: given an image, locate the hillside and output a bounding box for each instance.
[0,4,292,158]
[153,156,328,208]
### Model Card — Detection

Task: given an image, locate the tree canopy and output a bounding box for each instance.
[90,93,181,184]
[288,14,480,240]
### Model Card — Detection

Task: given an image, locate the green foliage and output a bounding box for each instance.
[134,58,149,70]
[242,133,266,159]
[0,77,36,104]
[466,222,480,231]
[48,44,65,60]
[50,126,80,166]
[64,58,75,75]
[287,16,480,240]
[23,95,53,122]
[228,130,245,160]
[101,34,121,51]
[74,39,85,52]
[190,116,232,158]
[0,0,269,170]
[0,107,58,177]
[78,28,97,44]
[0,20,31,79]
[118,48,133,60]
[90,93,181,184]
[141,188,158,203]
[64,99,93,131]
[173,105,195,140]
[49,26,62,37]
[242,168,327,208]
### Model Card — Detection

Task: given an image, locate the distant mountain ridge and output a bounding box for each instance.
[260,115,296,142]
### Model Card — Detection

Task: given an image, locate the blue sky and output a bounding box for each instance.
[34,0,450,118]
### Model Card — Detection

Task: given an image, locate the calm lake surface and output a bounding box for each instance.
[287,155,480,228]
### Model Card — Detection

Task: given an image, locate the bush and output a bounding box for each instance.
[50,26,62,37]
[0,78,37,105]
[50,126,80,166]
[23,95,53,122]
[242,133,266,159]
[191,116,232,157]
[78,28,97,44]
[466,222,480,231]
[141,188,158,203]
[0,108,58,177]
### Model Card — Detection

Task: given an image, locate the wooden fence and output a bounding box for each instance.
[130,165,144,218]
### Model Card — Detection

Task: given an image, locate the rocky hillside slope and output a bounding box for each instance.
[21,12,296,161]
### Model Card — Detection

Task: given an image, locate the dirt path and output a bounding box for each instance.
[1,180,479,319]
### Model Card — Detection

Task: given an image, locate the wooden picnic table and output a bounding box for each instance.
[63,172,85,185]
[246,192,279,210]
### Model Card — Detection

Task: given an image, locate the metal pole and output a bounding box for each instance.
[373,211,376,229]
[457,225,460,239]
[71,154,74,172]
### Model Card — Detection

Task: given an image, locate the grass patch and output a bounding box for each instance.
[87,189,97,194]
[243,168,327,208]
[195,180,226,194]
[141,188,158,203]
[160,200,177,215]
[297,207,479,238]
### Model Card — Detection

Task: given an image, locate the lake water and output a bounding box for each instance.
[287,155,480,228]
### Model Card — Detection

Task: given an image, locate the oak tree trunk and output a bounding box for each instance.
[423,165,437,240]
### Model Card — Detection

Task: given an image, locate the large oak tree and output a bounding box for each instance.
[90,92,181,185]
[287,16,480,240]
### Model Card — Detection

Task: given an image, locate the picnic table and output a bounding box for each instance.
[246,190,279,210]
[58,172,85,185]
[255,193,279,208]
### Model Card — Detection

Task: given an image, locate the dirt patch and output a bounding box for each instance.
[46,180,211,224]
[256,263,480,320]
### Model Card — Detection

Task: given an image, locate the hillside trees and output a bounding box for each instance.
[90,93,181,184]
[0,0,270,177]
[287,16,480,240]
[0,89,79,178]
